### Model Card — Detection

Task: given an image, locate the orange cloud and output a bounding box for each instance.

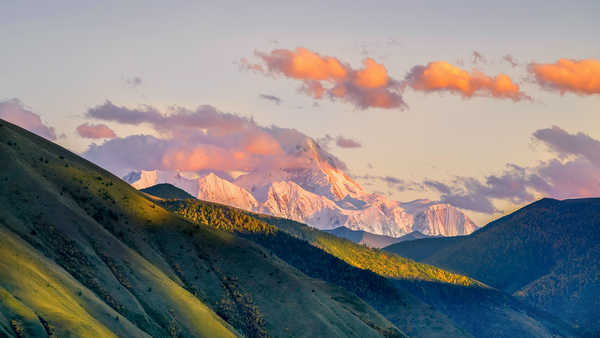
[353,58,389,88]
[256,47,347,81]
[530,58,600,95]
[246,47,405,110]
[76,123,117,139]
[406,61,528,101]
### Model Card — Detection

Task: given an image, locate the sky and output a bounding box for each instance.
[1,0,600,224]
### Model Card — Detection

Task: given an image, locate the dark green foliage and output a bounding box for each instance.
[141,183,195,200]
[386,197,600,333]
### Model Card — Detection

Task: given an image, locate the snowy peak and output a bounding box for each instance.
[196,173,258,210]
[412,203,478,236]
[125,169,158,189]
[261,181,347,229]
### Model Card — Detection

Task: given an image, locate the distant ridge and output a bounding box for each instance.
[324,226,431,248]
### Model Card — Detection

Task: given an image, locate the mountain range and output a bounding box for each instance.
[0,119,584,337]
[122,138,478,238]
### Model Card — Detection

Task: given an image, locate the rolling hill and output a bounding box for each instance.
[0,119,403,337]
[385,198,600,335]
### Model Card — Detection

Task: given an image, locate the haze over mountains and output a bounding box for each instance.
[123,138,478,238]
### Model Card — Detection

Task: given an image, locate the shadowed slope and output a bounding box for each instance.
[385,198,600,334]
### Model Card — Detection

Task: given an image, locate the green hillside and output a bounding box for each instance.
[385,198,600,335]
[0,119,402,337]
[151,187,579,338]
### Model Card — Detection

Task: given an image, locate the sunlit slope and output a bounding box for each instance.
[162,198,481,286]
[385,198,600,334]
[0,120,402,338]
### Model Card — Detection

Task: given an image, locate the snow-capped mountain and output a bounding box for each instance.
[234,138,365,202]
[123,137,477,237]
[196,173,258,210]
[125,166,478,237]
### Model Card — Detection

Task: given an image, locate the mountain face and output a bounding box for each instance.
[385,197,600,335]
[123,142,478,238]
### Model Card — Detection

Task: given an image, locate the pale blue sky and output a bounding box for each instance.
[2,1,599,223]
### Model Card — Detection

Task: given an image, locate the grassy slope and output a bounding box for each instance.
[385,198,600,334]
[152,190,579,338]
[0,120,401,338]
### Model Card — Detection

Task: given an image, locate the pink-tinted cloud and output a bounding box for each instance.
[245,47,406,110]
[425,127,600,213]
[87,100,251,135]
[336,136,361,148]
[529,58,600,95]
[0,99,56,140]
[76,123,117,139]
[161,145,257,172]
[406,61,530,101]
[83,101,347,176]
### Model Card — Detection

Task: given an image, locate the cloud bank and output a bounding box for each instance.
[83,101,347,176]
[0,99,56,140]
